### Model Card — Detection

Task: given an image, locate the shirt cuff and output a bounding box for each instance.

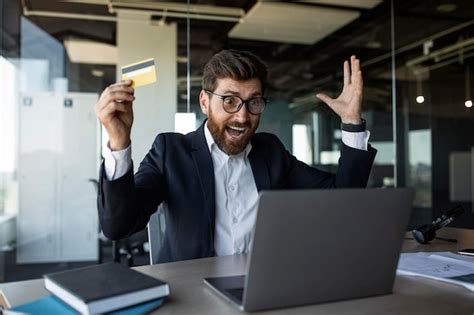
[341,130,370,151]
[103,142,132,180]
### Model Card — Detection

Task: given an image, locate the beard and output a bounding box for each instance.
[207,108,258,155]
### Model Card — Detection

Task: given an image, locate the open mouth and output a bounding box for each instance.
[225,125,246,139]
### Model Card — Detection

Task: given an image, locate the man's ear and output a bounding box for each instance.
[199,89,209,116]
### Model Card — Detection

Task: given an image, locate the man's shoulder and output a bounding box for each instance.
[156,131,191,139]
[152,130,196,150]
[253,131,280,141]
[252,132,284,149]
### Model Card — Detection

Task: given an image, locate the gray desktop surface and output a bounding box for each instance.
[1,228,474,314]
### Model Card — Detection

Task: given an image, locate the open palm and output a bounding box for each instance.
[316,55,363,124]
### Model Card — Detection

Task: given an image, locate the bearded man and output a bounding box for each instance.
[95,50,376,263]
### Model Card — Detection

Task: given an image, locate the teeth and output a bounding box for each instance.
[228,126,245,131]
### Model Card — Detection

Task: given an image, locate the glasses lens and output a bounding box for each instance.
[248,98,265,114]
[222,96,241,113]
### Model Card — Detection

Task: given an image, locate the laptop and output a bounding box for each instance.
[204,188,414,312]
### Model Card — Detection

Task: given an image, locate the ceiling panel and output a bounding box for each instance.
[297,0,383,9]
[228,2,360,45]
[64,38,117,64]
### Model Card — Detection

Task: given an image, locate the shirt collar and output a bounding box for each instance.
[204,121,252,159]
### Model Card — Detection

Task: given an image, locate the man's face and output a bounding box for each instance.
[199,77,262,155]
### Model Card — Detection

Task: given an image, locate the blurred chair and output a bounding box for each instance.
[148,204,166,265]
[90,179,147,266]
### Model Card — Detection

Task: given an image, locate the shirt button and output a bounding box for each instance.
[233,217,238,224]
[229,185,236,192]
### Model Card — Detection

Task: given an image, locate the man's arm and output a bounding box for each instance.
[283,140,376,189]
[341,130,369,151]
[103,142,132,181]
[98,135,167,240]
[95,81,165,240]
[286,55,376,188]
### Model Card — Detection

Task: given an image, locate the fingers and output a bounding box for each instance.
[107,81,134,100]
[109,80,133,89]
[105,80,134,95]
[103,101,132,116]
[342,55,362,85]
[98,101,133,126]
[110,91,135,102]
[350,56,363,99]
[316,93,334,106]
[350,55,362,87]
[95,80,135,121]
[97,81,135,110]
[343,60,350,86]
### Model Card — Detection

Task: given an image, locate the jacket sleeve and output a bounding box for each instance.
[97,134,168,240]
[285,141,377,189]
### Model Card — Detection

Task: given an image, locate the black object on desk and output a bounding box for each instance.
[412,205,464,244]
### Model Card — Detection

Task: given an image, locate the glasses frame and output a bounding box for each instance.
[205,90,267,115]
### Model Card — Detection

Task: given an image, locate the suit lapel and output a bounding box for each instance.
[191,123,216,248]
[249,137,271,192]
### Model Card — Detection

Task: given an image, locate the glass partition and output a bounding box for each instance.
[394,0,474,228]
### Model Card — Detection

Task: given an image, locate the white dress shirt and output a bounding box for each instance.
[103,124,370,256]
[203,124,259,256]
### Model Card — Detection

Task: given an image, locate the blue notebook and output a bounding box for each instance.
[9,295,164,315]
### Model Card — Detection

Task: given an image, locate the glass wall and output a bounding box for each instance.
[394,1,474,228]
[1,0,473,282]
[1,0,116,281]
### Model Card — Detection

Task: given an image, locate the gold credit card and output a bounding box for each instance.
[121,58,156,87]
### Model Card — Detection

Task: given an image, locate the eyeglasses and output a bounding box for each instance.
[205,90,267,115]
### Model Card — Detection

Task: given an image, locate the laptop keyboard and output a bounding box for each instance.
[226,288,244,302]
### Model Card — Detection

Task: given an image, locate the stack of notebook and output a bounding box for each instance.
[8,262,170,314]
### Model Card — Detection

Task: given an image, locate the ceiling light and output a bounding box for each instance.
[229,2,360,45]
[366,41,382,49]
[436,4,458,13]
[416,75,424,104]
[177,56,188,64]
[465,66,471,108]
[416,96,425,104]
[64,38,117,65]
[91,69,105,77]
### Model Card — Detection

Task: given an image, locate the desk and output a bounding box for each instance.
[1,228,474,314]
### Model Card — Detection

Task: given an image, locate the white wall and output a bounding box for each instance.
[116,10,177,171]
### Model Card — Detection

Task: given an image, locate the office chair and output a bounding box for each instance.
[90,179,147,266]
[148,204,166,265]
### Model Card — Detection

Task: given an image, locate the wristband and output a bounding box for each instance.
[340,118,366,132]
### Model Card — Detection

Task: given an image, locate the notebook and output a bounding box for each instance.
[44,262,169,314]
[5,295,164,315]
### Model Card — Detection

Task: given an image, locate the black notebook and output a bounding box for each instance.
[44,262,169,314]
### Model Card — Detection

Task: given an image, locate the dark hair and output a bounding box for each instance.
[202,49,268,94]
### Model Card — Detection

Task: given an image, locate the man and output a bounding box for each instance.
[95,50,376,263]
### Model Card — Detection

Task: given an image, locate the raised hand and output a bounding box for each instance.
[95,80,135,151]
[316,55,363,124]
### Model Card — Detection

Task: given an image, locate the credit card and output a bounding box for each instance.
[121,58,156,87]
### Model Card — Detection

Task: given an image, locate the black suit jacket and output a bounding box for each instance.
[98,122,377,263]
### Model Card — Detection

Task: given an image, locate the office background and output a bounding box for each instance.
[1,0,473,282]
